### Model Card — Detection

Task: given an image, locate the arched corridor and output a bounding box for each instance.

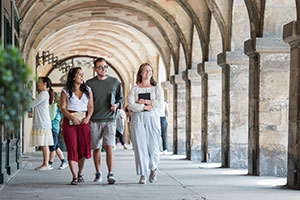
[2,0,300,196]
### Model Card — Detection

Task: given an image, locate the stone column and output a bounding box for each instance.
[185,69,202,160]
[204,61,222,162]
[218,51,249,169]
[170,74,186,155]
[244,39,260,175]
[217,56,231,168]
[245,38,290,176]
[283,21,300,189]
[198,64,208,162]
[161,81,174,152]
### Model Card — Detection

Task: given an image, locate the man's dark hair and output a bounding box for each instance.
[94,57,106,67]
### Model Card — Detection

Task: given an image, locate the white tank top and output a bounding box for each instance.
[62,86,90,112]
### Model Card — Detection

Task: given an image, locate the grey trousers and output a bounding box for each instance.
[130,111,161,176]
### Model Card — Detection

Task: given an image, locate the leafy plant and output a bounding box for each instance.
[0,46,32,132]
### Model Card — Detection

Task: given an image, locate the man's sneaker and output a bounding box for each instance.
[59,161,68,170]
[93,172,103,183]
[149,169,157,183]
[107,173,116,184]
[48,165,54,170]
[139,175,147,184]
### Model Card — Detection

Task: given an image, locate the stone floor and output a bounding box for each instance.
[1,145,300,200]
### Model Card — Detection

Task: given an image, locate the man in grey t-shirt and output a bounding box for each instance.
[86,57,124,184]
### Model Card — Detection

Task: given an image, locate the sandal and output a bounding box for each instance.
[71,178,78,185]
[78,174,85,183]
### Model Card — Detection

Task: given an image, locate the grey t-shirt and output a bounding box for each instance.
[86,76,124,122]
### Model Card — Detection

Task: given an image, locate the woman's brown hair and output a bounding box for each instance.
[136,63,157,86]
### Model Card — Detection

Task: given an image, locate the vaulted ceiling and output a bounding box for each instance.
[16,0,296,86]
[17,0,198,84]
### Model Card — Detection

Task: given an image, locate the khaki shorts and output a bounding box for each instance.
[90,121,116,149]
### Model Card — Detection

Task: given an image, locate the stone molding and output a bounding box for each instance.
[161,81,172,89]
[217,51,248,66]
[244,38,289,55]
[170,74,186,85]
[283,21,300,46]
[186,69,201,82]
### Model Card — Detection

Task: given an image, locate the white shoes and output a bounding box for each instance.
[35,166,51,171]
[59,161,69,170]
[139,175,147,184]
[94,172,103,183]
[48,165,54,170]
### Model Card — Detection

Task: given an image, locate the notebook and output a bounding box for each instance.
[110,93,116,106]
[138,93,151,100]
[138,93,151,111]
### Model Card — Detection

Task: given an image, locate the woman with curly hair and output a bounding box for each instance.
[60,67,94,185]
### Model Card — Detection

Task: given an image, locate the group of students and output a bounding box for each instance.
[30,57,168,185]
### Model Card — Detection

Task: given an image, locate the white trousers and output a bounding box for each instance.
[130,111,161,176]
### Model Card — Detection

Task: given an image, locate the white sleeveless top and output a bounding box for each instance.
[62,86,90,112]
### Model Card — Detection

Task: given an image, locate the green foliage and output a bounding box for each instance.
[0,46,32,132]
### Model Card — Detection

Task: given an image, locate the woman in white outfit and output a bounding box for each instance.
[30,77,54,170]
[128,63,164,184]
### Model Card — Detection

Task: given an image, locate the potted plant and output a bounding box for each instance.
[0,45,32,184]
[0,46,32,132]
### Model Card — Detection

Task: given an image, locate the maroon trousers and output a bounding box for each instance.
[62,117,91,162]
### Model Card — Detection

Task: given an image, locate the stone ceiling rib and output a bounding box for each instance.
[132,0,191,67]
[205,0,233,51]
[175,0,210,62]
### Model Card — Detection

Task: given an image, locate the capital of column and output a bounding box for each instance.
[197,63,205,75]
[185,69,201,83]
[244,39,257,57]
[161,81,172,90]
[217,51,249,66]
[170,74,185,86]
[283,20,300,47]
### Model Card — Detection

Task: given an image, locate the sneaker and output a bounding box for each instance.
[163,150,168,155]
[48,165,54,170]
[139,175,147,184]
[59,161,68,170]
[123,144,128,150]
[35,166,51,171]
[149,169,157,183]
[107,173,116,184]
[94,172,103,183]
